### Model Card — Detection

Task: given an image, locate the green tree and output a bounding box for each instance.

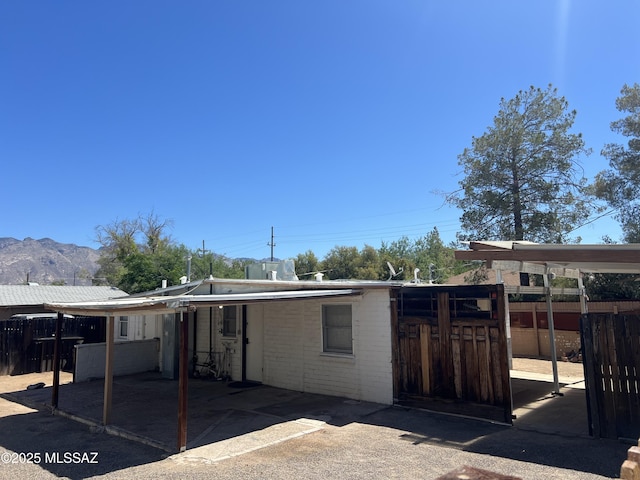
[448,85,593,243]
[355,245,381,279]
[119,245,190,294]
[319,245,383,280]
[321,246,362,280]
[294,250,321,280]
[594,83,640,242]
[413,228,464,283]
[190,252,246,280]
[379,237,416,281]
[584,273,640,301]
[379,229,469,283]
[94,213,187,293]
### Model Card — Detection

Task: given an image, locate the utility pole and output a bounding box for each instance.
[198,240,209,258]
[267,226,276,261]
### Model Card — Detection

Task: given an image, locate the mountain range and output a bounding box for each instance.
[0,237,101,286]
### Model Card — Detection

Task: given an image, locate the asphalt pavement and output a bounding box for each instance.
[0,370,632,480]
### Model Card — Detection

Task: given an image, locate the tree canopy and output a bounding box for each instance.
[94,214,253,293]
[448,85,594,243]
[94,213,184,292]
[594,83,640,242]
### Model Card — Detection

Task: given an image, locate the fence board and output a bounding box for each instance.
[581,313,640,440]
[0,316,105,376]
[396,285,511,424]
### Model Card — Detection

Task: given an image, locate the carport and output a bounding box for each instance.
[45,287,362,452]
[455,241,640,439]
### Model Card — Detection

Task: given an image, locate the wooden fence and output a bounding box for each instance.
[0,316,105,376]
[394,285,512,424]
[581,313,640,440]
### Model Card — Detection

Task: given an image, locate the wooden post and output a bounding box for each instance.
[178,310,189,452]
[51,312,63,408]
[103,315,114,425]
[437,292,453,396]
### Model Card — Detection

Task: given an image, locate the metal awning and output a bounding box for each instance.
[455,241,640,396]
[456,241,640,274]
[45,289,363,316]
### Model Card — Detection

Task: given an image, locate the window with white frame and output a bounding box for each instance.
[118,316,129,338]
[222,306,237,337]
[322,304,353,354]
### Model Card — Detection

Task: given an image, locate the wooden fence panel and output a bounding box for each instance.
[395,285,512,424]
[582,313,640,440]
[0,316,105,376]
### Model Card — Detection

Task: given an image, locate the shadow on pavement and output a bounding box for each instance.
[1,371,630,479]
[0,407,165,480]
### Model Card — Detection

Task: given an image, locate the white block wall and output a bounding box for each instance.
[191,289,394,405]
[74,338,160,382]
[263,290,393,405]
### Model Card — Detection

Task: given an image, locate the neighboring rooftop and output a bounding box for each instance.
[0,285,128,307]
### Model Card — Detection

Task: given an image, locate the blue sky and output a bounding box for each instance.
[2,1,639,260]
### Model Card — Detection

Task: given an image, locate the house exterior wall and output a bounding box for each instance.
[113,315,160,341]
[191,288,394,405]
[193,306,241,380]
[260,289,393,404]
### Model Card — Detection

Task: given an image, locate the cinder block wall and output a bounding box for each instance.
[511,327,581,359]
[74,338,159,382]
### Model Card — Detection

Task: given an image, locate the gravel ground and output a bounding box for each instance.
[512,357,585,379]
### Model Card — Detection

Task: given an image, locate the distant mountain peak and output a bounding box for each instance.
[0,238,100,286]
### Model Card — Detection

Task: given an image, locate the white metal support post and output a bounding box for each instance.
[543,269,561,395]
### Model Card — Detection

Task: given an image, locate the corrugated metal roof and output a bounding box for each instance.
[45,289,363,316]
[0,285,128,307]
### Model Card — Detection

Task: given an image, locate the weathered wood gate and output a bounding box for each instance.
[581,313,640,440]
[393,284,512,424]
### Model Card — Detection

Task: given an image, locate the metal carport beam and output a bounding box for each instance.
[491,260,581,279]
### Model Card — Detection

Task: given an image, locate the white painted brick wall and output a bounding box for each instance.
[262,289,393,405]
[183,289,394,405]
[262,301,304,391]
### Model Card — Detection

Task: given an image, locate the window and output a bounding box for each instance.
[322,304,352,354]
[222,306,237,337]
[119,316,128,338]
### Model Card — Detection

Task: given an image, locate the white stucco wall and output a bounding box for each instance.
[74,338,160,382]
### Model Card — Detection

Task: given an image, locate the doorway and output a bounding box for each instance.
[245,304,264,383]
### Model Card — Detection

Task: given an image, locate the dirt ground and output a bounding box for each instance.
[511,357,584,379]
[0,371,74,395]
